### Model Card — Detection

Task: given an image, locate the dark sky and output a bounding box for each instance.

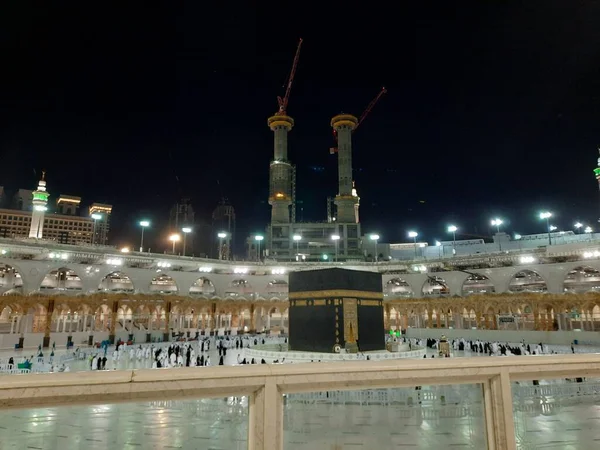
[2,2,600,252]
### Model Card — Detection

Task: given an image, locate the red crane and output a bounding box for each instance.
[330,86,387,153]
[276,38,303,116]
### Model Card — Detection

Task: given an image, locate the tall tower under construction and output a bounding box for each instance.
[267,115,294,223]
[332,114,360,223]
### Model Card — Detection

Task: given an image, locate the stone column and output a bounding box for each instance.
[163,301,171,342]
[250,304,256,333]
[43,299,55,348]
[109,301,119,344]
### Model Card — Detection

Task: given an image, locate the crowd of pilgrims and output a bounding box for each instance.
[86,335,286,371]
[419,337,573,356]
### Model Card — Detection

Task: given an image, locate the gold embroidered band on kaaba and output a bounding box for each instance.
[289,289,383,300]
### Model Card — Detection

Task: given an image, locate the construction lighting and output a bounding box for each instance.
[120,247,130,253]
[435,241,442,246]
[585,226,593,233]
[408,231,418,238]
[575,222,583,230]
[331,234,340,241]
[549,225,557,231]
[293,234,302,241]
[169,234,181,242]
[218,232,227,239]
[447,225,457,233]
[140,220,150,227]
[182,227,192,233]
[254,235,264,241]
[91,213,103,220]
[539,212,552,220]
[514,234,522,240]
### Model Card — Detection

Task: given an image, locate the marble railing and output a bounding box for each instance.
[0,355,599,449]
[243,345,427,362]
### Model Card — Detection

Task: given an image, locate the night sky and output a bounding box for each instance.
[2,2,600,253]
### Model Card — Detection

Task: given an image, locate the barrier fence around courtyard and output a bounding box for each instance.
[0,354,599,449]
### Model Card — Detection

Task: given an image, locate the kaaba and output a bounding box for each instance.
[288,268,384,353]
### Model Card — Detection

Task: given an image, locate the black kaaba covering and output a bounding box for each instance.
[288,268,384,353]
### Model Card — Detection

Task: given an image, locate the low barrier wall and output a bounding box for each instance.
[243,346,426,363]
[405,328,600,345]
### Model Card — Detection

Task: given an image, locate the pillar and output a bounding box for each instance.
[250,304,256,333]
[43,299,54,348]
[109,301,119,344]
[163,301,172,342]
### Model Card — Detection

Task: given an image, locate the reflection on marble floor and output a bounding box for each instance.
[0,397,248,450]
[284,384,487,449]
[513,378,600,450]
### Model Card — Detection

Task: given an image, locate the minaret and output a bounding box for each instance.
[331,114,359,223]
[267,115,294,223]
[29,171,50,239]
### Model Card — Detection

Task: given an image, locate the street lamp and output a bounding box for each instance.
[539,211,552,245]
[447,225,457,256]
[369,234,380,262]
[255,235,264,262]
[293,234,301,261]
[491,218,503,251]
[182,227,192,256]
[217,232,227,260]
[585,226,593,233]
[331,234,340,262]
[435,240,442,258]
[139,220,150,252]
[91,213,102,245]
[575,222,583,233]
[491,218,503,234]
[408,231,418,258]
[169,233,180,254]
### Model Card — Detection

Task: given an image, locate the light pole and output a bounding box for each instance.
[331,234,340,262]
[293,234,301,261]
[91,213,102,245]
[182,227,192,256]
[255,235,264,262]
[408,231,418,258]
[169,233,180,254]
[585,226,593,241]
[139,220,150,252]
[539,212,552,245]
[491,218,503,251]
[435,240,442,258]
[575,222,583,233]
[369,234,380,262]
[217,232,228,260]
[447,225,457,256]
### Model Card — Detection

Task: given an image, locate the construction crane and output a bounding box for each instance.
[330,86,387,153]
[275,38,303,116]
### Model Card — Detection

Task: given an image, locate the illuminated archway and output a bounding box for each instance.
[462,274,495,295]
[508,270,547,293]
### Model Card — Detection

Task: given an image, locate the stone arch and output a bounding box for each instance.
[0,263,23,293]
[563,266,600,293]
[40,267,83,292]
[225,279,254,298]
[266,279,288,297]
[149,274,178,294]
[384,278,413,298]
[98,271,135,293]
[462,273,496,296]
[508,269,547,293]
[421,276,450,297]
[189,277,216,297]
